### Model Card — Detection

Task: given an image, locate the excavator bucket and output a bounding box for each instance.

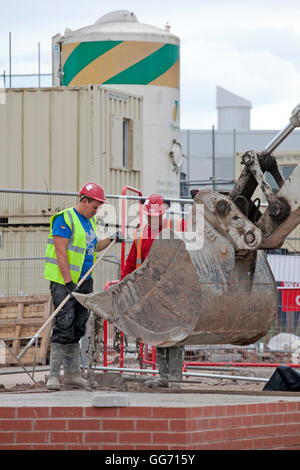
[73,198,277,347]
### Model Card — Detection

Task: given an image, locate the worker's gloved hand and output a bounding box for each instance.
[110,231,125,243]
[65,281,78,295]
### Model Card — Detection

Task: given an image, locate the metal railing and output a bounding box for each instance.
[0,187,193,296]
[0,73,52,89]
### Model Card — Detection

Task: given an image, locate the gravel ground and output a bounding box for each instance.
[0,364,276,394]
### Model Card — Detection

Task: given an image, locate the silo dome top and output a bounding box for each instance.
[95,10,138,24]
[61,10,179,45]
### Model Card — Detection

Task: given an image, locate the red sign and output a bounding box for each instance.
[280,282,300,312]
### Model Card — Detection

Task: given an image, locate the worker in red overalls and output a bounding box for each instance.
[120,193,169,280]
[121,193,185,386]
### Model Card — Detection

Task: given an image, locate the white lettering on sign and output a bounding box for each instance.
[283,281,300,288]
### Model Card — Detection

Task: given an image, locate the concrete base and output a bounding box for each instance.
[1,390,300,450]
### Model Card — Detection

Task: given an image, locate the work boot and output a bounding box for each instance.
[46,343,65,390]
[145,347,169,388]
[62,343,87,389]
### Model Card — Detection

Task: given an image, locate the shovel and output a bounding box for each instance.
[17,240,116,361]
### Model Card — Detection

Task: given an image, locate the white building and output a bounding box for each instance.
[180,86,300,196]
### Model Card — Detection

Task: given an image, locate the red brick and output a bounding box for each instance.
[257,403,268,414]
[284,434,300,447]
[85,432,117,444]
[235,404,248,415]
[86,407,118,418]
[287,402,298,411]
[119,432,152,444]
[253,436,283,450]
[66,444,99,450]
[0,444,31,450]
[136,444,172,450]
[102,444,135,450]
[137,419,169,432]
[283,435,300,448]
[17,407,49,418]
[231,439,253,450]
[152,432,188,445]
[168,445,190,450]
[247,425,268,438]
[195,418,210,429]
[34,419,66,431]
[252,414,263,426]
[209,417,231,429]
[247,404,258,414]
[68,419,100,430]
[230,416,242,427]
[16,432,48,444]
[214,406,226,416]
[225,405,238,416]
[227,428,239,440]
[203,429,227,443]
[286,423,298,434]
[118,407,152,418]
[33,444,65,450]
[263,414,274,424]
[169,419,197,432]
[241,415,252,426]
[51,407,83,418]
[102,419,134,431]
[0,433,15,444]
[202,406,216,418]
[196,443,212,450]
[152,407,188,419]
[268,402,279,413]
[0,408,15,418]
[274,414,284,425]
[190,407,204,418]
[236,426,248,439]
[190,431,204,444]
[0,420,32,431]
[50,432,83,443]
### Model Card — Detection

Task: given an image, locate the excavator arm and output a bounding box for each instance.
[74,103,300,350]
[230,103,300,251]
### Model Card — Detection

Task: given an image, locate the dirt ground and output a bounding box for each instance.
[0,364,276,394]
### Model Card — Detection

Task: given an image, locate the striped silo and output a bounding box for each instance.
[52,10,183,198]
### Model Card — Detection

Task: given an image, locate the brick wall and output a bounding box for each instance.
[1,401,300,450]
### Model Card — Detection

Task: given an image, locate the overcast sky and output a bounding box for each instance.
[1,0,300,130]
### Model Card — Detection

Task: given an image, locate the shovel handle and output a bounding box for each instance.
[17,240,116,360]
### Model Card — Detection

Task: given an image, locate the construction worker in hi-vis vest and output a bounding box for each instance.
[44,182,124,391]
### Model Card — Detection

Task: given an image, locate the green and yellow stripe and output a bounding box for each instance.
[62,40,179,88]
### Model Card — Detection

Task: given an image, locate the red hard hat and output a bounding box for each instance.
[79,183,107,203]
[143,193,166,216]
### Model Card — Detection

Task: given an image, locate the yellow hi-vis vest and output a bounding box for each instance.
[44,207,98,285]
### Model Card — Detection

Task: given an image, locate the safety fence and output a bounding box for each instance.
[0,73,52,89]
[1,187,300,370]
[0,186,191,366]
[0,187,191,296]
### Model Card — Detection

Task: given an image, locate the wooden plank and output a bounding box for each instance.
[0,295,52,365]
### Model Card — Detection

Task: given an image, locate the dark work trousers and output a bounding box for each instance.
[50,278,93,344]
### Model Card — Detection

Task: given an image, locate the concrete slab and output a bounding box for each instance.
[92,393,129,407]
[1,390,300,408]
